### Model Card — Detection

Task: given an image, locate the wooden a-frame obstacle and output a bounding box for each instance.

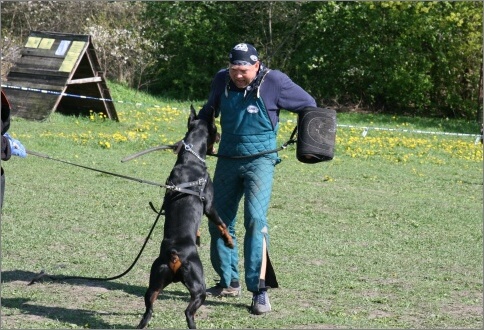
[4,30,118,121]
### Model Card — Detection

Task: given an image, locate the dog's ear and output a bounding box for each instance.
[188,104,197,128]
[190,104,198,118]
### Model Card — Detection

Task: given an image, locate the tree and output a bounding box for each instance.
[2,1,481,118]
[291,1,483,118]
[142,1,309,100]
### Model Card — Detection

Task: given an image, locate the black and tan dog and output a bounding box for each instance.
[137,106,234,329]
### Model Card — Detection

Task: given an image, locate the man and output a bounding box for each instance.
[1,90,27,210]
[198,43,317,314]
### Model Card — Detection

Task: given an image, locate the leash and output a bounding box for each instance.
[26,150,167,188]
[26,149,207,198]
[121,127,299,161]
[29,200,165,285]
[27,149,209,285]
[121,144,177,163]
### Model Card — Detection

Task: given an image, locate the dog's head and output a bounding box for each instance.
[188,105,219,155]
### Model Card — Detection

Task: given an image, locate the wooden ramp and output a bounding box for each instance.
[4,30,118,121]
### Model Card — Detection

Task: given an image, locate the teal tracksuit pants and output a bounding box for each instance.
[209,156,277,292]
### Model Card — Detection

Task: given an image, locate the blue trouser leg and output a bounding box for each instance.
[209,157,275,292]
[242,157,275,292]
[209,159,243,288]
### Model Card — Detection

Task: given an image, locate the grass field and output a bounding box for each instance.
[1,82,482,329]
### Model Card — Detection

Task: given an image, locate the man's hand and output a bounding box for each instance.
[4,133,27,158]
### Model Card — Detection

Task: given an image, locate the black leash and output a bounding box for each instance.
[26,151,208,285]
[26,127,298,285]
[29,201,165,285]
[27,150,208,198]
[27,150,167,188]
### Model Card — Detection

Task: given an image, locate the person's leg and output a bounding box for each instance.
[208,159,244,292]
[241,157,277,314]
[242,157,276,292]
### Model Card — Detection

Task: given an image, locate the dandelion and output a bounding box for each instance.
[323,175,334,182]
[99,141,111,149]
[336,127,482,164]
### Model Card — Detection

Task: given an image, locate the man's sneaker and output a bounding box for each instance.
[206,283,241,297]
[251,290,271,315]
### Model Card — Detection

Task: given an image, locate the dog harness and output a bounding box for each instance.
[165,176,208,201]
[165,141,209,201]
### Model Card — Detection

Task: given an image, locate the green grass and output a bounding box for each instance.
[1,82,482,329]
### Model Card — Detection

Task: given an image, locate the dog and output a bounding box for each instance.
[137,105,234,329]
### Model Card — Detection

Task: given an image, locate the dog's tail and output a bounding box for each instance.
[168,249,182,274]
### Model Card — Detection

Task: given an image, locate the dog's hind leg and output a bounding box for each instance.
[182,260,206,329]
[137,258,172,329]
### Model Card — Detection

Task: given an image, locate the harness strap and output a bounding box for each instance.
[166,177,208,200]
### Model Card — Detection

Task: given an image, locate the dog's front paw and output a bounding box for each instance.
[217,224,234,248]
[224,234,234,248]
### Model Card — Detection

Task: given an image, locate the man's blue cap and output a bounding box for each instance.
[229,43,259,66]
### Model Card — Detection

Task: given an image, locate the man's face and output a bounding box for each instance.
[229,62,260,89]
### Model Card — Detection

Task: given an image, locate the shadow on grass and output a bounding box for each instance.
[1,297,134,329]
[1,269,147,297]
[1,270,248,308]
[2,295,249,329]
